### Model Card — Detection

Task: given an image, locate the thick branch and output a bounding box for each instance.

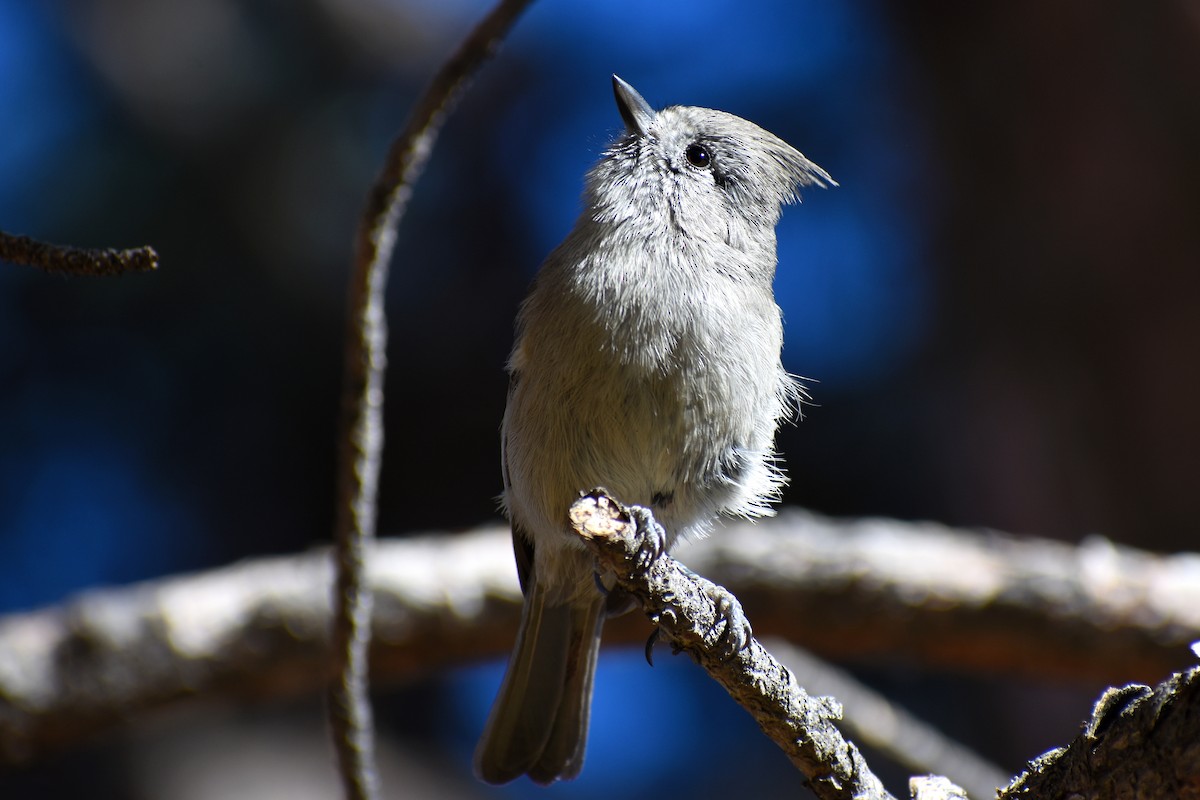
[1000,667,1200,798]
[0,230,158,275]
[1,511,1196,766]
[329,1,533,798]
[702,509,1200,684]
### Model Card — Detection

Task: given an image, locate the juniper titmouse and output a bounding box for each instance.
[474,75,834,785]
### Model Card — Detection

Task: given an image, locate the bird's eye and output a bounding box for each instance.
[685,143,711,169]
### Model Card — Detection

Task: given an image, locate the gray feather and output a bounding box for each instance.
[475,75,833,784]
[474,543,605,785]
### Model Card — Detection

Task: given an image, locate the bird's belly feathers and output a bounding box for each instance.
[503,285,791,558]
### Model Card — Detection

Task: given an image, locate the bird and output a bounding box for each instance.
[474,74,834,785]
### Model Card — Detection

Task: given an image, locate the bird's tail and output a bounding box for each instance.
[474,573,606,785]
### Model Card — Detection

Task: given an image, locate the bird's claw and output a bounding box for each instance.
[627,504,667,573]
[643,628,660,666]
[706,581,752,660]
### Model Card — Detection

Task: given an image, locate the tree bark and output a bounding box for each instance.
[1,508,1196,768]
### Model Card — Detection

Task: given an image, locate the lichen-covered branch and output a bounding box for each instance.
[704,509,1200,685]
[0,511,1196,771]
[0,230,158,275]
[568,490,897,800]
[910,776,970,800]
[766,638,1009,800]
[1000,667,1200,798]
[569,489,1200,800]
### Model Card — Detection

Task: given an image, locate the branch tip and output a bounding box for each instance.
[0,231,159,276]
[569,489,630,541]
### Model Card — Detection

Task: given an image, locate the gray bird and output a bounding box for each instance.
[474,75,834,785]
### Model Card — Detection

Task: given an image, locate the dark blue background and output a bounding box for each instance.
[3,0,1198,797]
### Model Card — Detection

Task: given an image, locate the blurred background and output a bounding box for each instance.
[2,0,1198,797]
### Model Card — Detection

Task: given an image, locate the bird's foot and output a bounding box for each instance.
[677,564,751,660]
[626,504,667,574]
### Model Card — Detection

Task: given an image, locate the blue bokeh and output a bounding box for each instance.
[0,0,937,614]
[0,432,199,610]
[0,1,95,230]
[449,647,801,798]
[0,0,940,793]
[490,0,933,391]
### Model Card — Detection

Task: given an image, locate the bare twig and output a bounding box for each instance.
[569,489,898,800]
[328,1,534,798]
[0,230,158,275]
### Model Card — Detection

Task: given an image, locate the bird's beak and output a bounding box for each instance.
[612,75,654,137]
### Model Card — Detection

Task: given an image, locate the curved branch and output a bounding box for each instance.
[0,230,158,275]
[329,1,533,798]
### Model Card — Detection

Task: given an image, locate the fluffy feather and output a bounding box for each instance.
[474,76,833,785]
